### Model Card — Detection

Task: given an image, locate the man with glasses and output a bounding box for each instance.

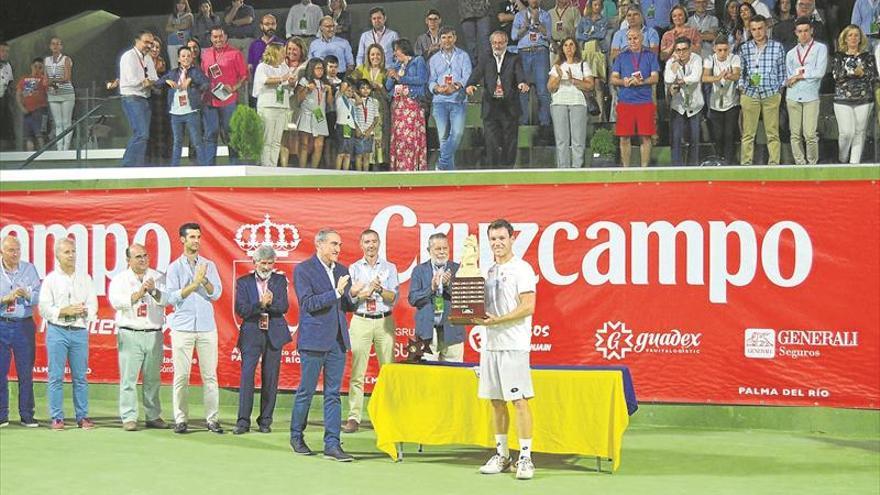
[665,37,705,165]
[108,244,170,432]
[308,16,355,76]
[415,9,443,61]
[118,30,159,166]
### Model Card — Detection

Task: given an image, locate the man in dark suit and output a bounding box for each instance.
[233,245,292,435]
[407,232,465,361]
[289,228,363,462]
[466,30,530,168]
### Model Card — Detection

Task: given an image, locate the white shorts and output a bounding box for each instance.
[478,350,534,401]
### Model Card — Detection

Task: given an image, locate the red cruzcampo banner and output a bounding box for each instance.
[1,181,878,409]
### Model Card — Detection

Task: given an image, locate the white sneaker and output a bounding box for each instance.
[515,457,535,480]
[479,454,512,474]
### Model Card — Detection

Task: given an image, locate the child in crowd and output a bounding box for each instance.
[323,55,342,168]
[352,78,379,172]
[158,46,210,166]
[16,58,48,151]
[295,57,332,168]
[335,78,358,170]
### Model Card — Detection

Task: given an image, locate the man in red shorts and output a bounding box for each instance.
[610,28,660,167]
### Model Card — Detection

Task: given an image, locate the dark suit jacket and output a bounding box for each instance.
[407,260,465,345]
[465,51,526,120]
[235,271,292,351]
[293,254,357,352]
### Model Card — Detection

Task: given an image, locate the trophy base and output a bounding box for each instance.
[449,303,486,326]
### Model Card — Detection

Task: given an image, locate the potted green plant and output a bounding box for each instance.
[588,127,617,167]
[229,105,264,164]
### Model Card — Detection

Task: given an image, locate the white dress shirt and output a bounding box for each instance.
[108,268,169,330]
[665,52,704,117]
[119,47,158,98]
[38,269,98,328]
[286,2,323,37]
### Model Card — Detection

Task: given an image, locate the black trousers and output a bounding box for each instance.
[483,114,518,168]
[237,330,283,428]
[0,95,13,149]
[708,106,740,164]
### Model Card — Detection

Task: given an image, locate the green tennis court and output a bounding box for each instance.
[1,383,877,495]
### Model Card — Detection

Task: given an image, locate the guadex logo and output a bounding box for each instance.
[594,321,702,360]
[744,328,776,359]
[231,214,301,336]
[743,328,859,360]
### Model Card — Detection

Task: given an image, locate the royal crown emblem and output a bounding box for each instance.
[235,214,301,257]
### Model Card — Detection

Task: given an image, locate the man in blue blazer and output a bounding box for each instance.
[233,245,292,435]
[407,232,465,362]
[290,228,363,462]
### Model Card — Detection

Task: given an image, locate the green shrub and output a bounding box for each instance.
[590,128,616,156]
[229,105,264,163]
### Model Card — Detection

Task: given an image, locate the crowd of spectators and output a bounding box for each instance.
[0,0,877,167]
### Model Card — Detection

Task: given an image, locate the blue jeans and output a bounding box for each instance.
[432,101,466,170]
[0,318,36,421]
[670,110,701,165]
[290,341,345,449]
[202,104,239,165]
[46,324,89,421]
[519,48,551,126]
[121,96,151,167]
[461,16,491,69]
[171,111,205,166]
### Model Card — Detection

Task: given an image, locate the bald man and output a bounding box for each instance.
[38,237,98,430]
[0,235,41,428]
[108,243,170,431]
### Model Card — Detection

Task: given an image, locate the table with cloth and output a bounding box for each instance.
[367,362,638,472]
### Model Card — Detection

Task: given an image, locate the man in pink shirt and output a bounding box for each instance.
[201,26,247,164]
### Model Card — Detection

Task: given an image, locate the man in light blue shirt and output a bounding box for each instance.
[784,17,827,165]
[356,6,399,67]
[640,0,676,31]
[165,222,224,435]
[0,235,41,428]
[852,0,880,38]
[309,16,355,75]
[611,7,661,60]
[343,229,398,434]
[512,0,553,126]
[429,26,472,170]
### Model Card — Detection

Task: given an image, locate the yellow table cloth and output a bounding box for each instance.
[367,363,631,471]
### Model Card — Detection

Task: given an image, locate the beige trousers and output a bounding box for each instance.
[347,315,395,422]
[171,330,219,424]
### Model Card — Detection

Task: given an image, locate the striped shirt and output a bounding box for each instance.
[352,96,379,132]
[44,54,75,97]
[738,39,786,99]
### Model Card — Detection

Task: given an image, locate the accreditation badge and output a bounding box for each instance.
[259,313,270,330]
[366,298,377,313]
[209,63,222,79]
[136,303,148,318]
[444,74,454,86]
[177,90,189,107]
[5,300,15,313]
